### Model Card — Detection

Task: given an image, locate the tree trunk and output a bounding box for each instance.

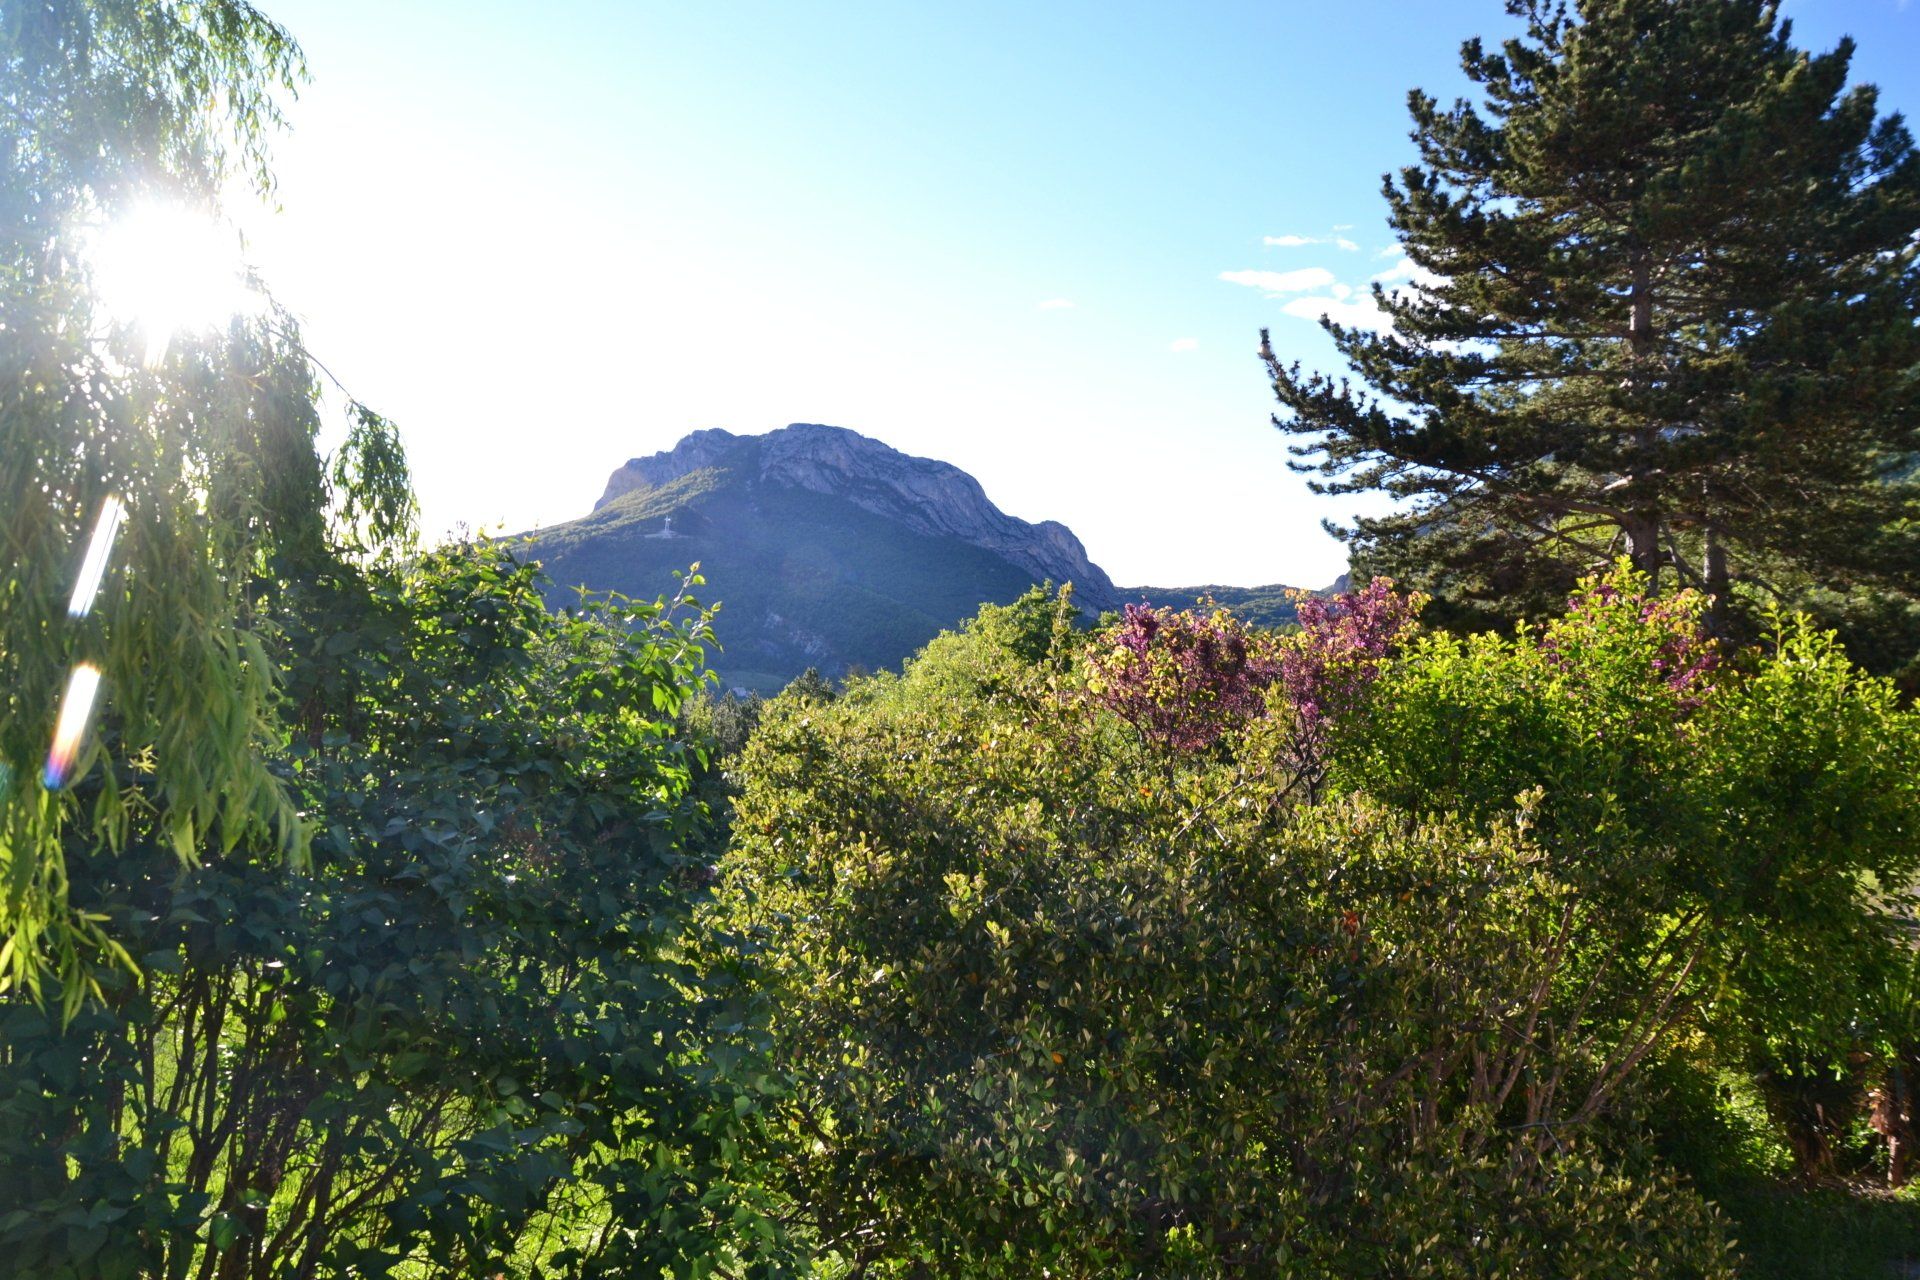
[1871,1057,1916,1189]
[1625,513,1663,589]
[1629,252,1653,356]
[1754,1051,1869,1184]
[1704,527,1731,637]
[1624,249,1662,590]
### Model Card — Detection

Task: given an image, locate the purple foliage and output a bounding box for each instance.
[1088,570,1719,762]
[1091,604,1282,750]
[1280,578,1423,757]
[1089,580,1422,755]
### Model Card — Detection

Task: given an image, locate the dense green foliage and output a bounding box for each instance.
[0,0,352,1008]
[1264,0,1920,673]
[1,2,794,1274]
[0,545,794,1278]
[716,570,1920,1276]
[11,0,1920,1276]
[1336,580,1920,1180]
[1345,585,1916,999]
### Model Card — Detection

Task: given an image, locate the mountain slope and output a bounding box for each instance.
[1122,585,1305,630]
[528,424,1122,691]
[1123,576,1349,629]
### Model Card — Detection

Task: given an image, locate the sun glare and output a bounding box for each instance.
[67,494,127,619]
[85,203,257,363]
[43,663,102,791]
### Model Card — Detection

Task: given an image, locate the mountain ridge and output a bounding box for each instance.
[597,424,1121,612]
[529,423,1327,691]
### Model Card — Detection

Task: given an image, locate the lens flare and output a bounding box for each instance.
[86,202,256,363]
[44,664,103,791]
[67,494,126,618]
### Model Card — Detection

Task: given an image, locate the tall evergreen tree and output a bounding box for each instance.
[1264,0,1920,649]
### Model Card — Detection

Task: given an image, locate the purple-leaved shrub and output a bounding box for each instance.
[1280,578,1425,769]
[1087,603,1281,751]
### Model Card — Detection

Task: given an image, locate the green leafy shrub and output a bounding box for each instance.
[0,544,793,1279]
[1334,566,1920,1183]
[720,598,1737,1277]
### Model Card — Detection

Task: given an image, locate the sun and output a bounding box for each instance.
[84,201,257,362]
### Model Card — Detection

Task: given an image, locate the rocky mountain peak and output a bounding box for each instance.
[596,424,1122,611]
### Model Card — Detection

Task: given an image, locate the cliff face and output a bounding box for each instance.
[596,424,1121,613]
[528,423,1125,691]
[533,423,1328,691]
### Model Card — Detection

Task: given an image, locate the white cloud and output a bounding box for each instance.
[1374,245,1403,259]
[1169,337,1199,352]
[1218,266,1337,295]
[1371,256,1444,288]
[1280,294,1392,332]
[1037,297,1075,310]
[1330,283,1352,300]
[1264,233,1359,251]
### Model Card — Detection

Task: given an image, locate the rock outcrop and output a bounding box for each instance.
[596,424,1122,613]
[527,423,1131,691]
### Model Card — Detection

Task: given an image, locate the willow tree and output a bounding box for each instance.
[1,0,409,1009]
[1264,0,1920,640]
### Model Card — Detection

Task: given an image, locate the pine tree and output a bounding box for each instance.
[1264,0,1920,648]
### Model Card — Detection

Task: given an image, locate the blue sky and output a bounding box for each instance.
[237,0,1919,589]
